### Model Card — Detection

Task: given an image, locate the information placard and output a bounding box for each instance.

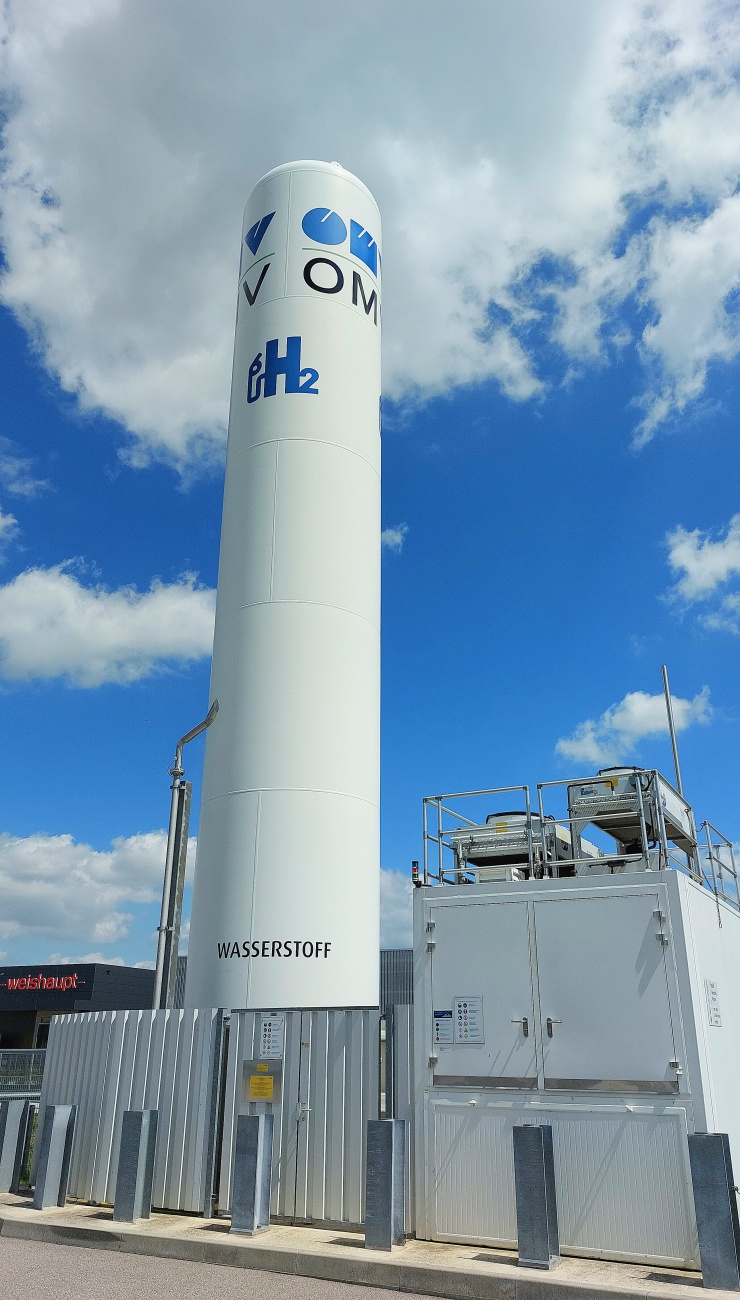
[433,1009,453,1045]
[260,1014,285,1058]
[453,995,484,1044]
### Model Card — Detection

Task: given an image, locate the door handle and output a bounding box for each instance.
[511,1018,529,1037]
[546,1018,562,1038]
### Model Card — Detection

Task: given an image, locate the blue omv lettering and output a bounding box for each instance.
[350,221,377,275]
[247,338,319,403]
[301,207,347,245]
[301,208,379,278]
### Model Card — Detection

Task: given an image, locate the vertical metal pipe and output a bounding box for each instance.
[153,767,183,1009]
[662,664,684,797]
[153,701,219,1009]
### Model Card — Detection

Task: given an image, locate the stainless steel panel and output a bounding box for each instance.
[544,1078,679,1093]
[434,1074,537,1089]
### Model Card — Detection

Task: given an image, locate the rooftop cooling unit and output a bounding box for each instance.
[448,810,601,881]
[567,767,696,854]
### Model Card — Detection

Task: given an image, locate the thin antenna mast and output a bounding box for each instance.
[661,664,684,796]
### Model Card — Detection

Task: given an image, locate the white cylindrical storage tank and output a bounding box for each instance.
[185,161,381,1009]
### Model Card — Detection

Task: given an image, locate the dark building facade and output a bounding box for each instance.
[0,963,155,1048]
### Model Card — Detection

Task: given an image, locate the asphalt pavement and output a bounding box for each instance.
[0,1237,403,1300]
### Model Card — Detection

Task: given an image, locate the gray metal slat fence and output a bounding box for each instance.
[35,1008,222,1212]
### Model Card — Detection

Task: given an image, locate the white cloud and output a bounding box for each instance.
[667,515,740,600]
[1,2,740,463]
[556,686,712,767]
[381,868,413,949]
[0,508,19,553]
[0,563,215,685]
[0,439,48,498]
[703,592,740,636]
[49,951,126,966]
[0,830,168,953]
[381,523,409,554]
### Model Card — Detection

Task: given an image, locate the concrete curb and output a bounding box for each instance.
[0,1208,713,1300]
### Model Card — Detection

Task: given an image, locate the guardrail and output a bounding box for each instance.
[0,1049,46,1096]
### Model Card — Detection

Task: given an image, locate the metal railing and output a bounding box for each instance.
[535,771,702,882]
[701,821,739,912]
[0,1049,46,1096]
[423,786,533,884]
[421,774,736,914]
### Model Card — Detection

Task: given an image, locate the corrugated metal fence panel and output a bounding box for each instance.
[380,950,413,1007]
[393,1004,415,1234]
[220,1008,380,1227]
[36,1008,221,1213]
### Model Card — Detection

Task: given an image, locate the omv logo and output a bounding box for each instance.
[301,207,378,277]
[245,211,275,256]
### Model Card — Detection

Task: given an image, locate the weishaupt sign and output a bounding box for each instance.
[185,162,381,1011]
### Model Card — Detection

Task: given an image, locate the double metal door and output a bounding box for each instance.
[429,890,679,1090]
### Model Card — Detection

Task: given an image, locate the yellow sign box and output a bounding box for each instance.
[248,1074,274,1100]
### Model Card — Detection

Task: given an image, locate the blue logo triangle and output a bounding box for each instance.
[245,211,275,256]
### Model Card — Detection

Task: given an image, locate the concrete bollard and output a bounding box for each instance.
[230,1113,273,1235]
[0,1100,30,1194]
[113,1110,158,1222]
[32,1104,77,1210]
[513,1123,560,1270]
[365,1118,405,1251]
[689,1133,740,1291]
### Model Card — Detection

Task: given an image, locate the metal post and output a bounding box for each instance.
[688,1133,740,1290]
[230,1113,274,1235]
[365,1118,405,1251]
[385,1004,396,1120]
[513,1124,560,1269]
[662,665,684,798]
[0,1100,30,1193]
[153,699,218,1008]
[113,1110,158,1222]
[33,1104,77,1209]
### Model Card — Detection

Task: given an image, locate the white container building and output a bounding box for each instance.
[413,770,739,1266]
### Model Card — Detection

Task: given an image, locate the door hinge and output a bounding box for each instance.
[656,932,669,946]
[428,1055,438,1069]
[426,940,436,952]
[669,1059,683,1074]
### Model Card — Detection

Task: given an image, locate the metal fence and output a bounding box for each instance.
[219,1008,379,1227]
[35,1008,224,1212]
[35,1005,411,1227]
[0,1050,45,1097]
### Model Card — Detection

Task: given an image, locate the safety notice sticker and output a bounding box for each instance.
[259,1014,285,1058]
[453,995,484,1044]
[433,1009,453,1044]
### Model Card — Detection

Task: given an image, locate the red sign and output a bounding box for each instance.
[0,972,85,992]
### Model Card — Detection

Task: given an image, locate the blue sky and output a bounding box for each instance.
[0,0,739,965]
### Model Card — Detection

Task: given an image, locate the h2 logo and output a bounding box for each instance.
[247,337,319,403]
